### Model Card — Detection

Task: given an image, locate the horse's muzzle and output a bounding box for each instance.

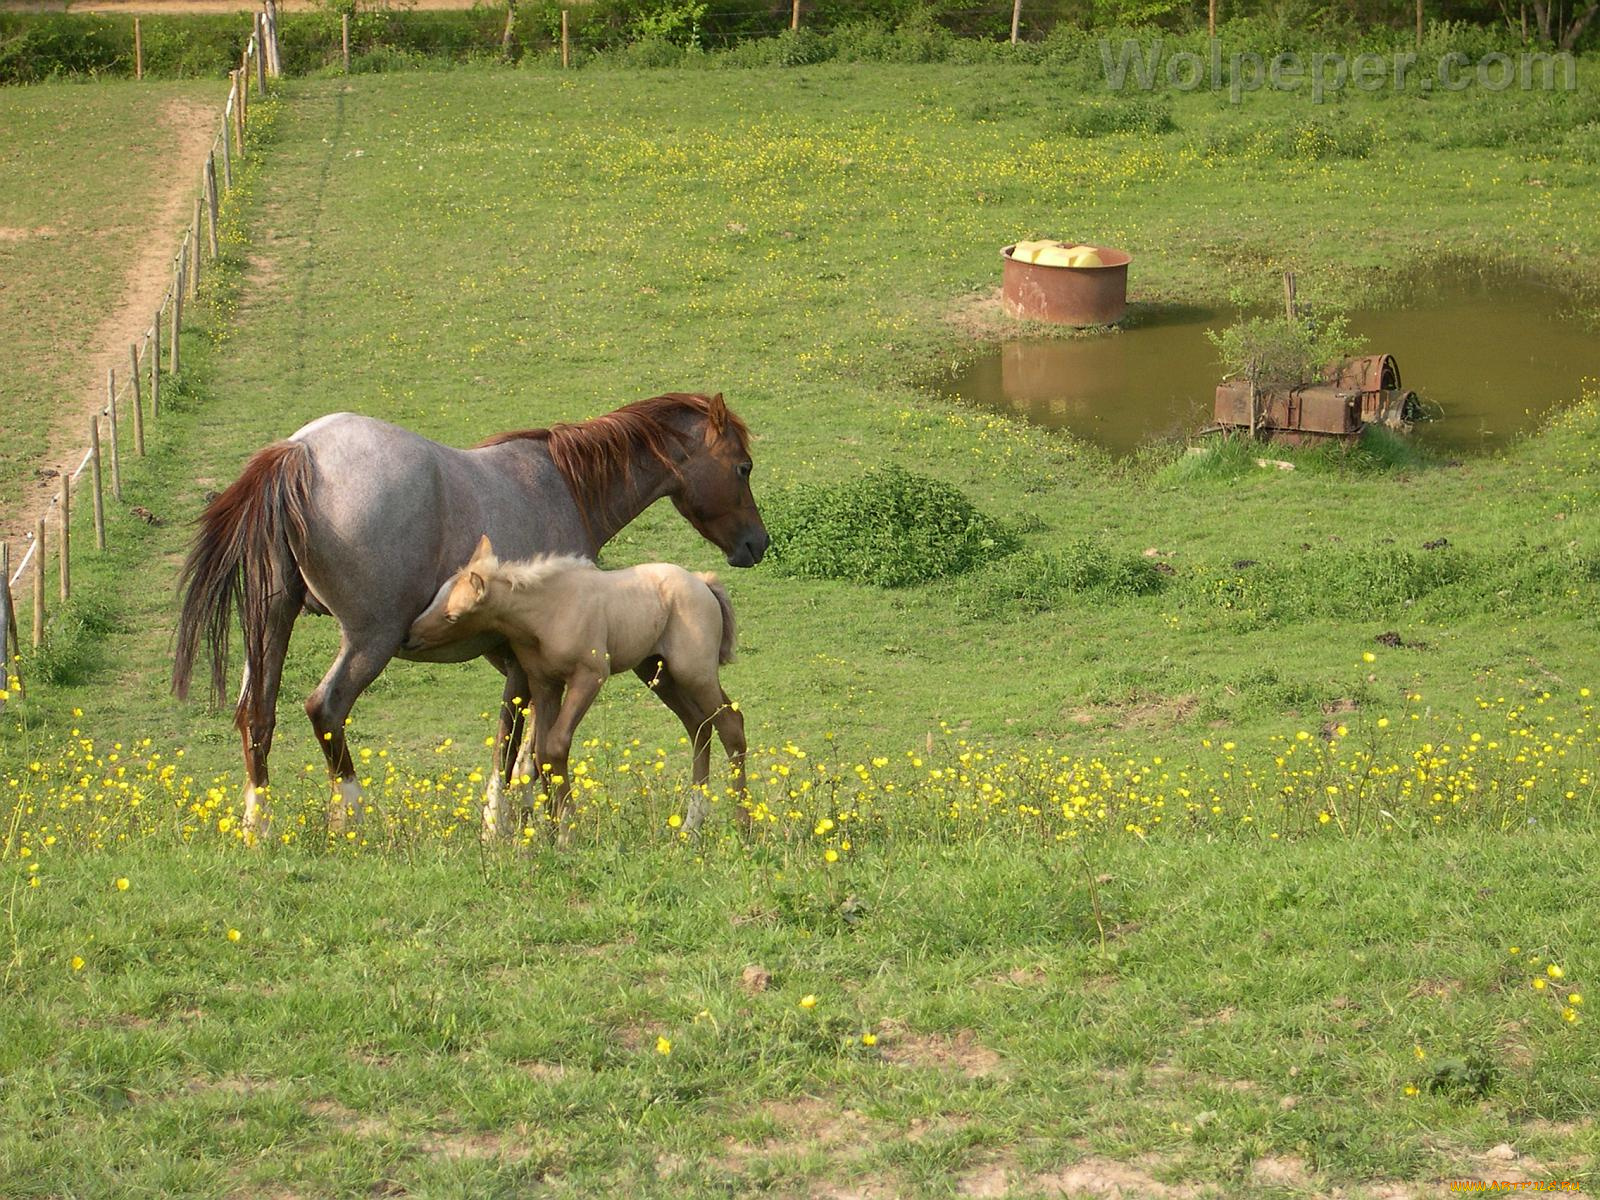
[726,529,769,568]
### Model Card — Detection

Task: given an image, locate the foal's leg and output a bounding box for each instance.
[537,671,604,843]
[236,578,304,844]
[305,628,402,835]
[684,679,753,831]
[634,661,716,831]
[515,679,564,836]
[482,651,531,838]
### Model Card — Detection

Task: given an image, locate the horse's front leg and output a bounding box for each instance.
[483,652,531,838]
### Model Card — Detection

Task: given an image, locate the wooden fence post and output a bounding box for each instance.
[89,418,106,552]
[1283,270,1298,322]
[1209,0,1216,39]
[150,319,161,418]
[107,372,122,501]
[0,540,16,691]
[169,266,183,378]
[134,16,144,79]
[129,343,145,456]
[561,10,569,67]
[235,71,247,153]
[343,13,351,73]
[1010,0,1021,44]
[192,204,204,294]
[501,0,517,58]
[31,519,44,649]
[255,17,268,93]
[1416,0,1423,47]
[790,0,799,30]
[58,480,70,603]
[205,154,220,257]
[265,0,282,76]
[222,109,234,191]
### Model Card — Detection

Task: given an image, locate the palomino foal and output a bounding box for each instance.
[405,536,750,835]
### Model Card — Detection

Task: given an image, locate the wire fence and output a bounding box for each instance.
[0,7,282,707]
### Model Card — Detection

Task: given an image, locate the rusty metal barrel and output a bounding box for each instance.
[1001,243,1131,327]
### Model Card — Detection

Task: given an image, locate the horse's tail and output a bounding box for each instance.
[173,440,313,709]
[696,572,737,665]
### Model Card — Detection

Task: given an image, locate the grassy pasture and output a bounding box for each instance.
[3,62,1600,1195]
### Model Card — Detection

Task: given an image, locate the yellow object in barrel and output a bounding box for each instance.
[1011,240,1105,268]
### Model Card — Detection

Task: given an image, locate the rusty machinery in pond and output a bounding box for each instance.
[1207,354,1421,446]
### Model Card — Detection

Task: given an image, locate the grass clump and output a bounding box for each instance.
[764,465,1019,587]
[961,541,1167,616]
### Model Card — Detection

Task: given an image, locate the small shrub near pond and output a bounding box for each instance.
[764,465,1019,587]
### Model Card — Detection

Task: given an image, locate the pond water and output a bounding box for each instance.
[936,268,1599,456]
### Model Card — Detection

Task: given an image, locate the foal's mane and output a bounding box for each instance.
[477,393,749,513]
[488,553,597,592]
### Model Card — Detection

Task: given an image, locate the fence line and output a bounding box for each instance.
[1,12,280,701]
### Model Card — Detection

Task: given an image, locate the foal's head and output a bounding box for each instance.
[405,535,501,652]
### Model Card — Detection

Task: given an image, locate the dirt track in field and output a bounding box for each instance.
[2,97,219,580]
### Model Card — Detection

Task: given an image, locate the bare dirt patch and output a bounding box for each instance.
[961,1153,1208,1198]
[1250,1154,1313,1187]
[883,1029,1005,1079]
[419,1127,532,1161]
[982,964,1048,988]
[0,225,59,240]
[515,1059,570,1082]
[945,288,1011,340]
[305,1098,392,1140]
[2,95,219,556]
[718,1095,885,1181]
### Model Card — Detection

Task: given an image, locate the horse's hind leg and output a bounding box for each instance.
[236,578,304,844]
[305,629,402,834]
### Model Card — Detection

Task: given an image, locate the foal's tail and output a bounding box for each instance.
[173,440,313,710]
[696,572,737,665]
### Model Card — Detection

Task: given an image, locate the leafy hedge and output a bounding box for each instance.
[0,4,1567,85]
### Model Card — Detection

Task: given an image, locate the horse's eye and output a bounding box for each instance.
[737,462,753,479]
[445,612,458,624]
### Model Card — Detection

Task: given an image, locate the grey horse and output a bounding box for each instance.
[173,392,767,840]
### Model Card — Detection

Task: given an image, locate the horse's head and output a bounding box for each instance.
[404,535,497,653]
[669,393,769,568]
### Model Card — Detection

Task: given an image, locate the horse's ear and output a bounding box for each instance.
[471,534,494,563]
[467,572,487,603]
[706,392,728,433]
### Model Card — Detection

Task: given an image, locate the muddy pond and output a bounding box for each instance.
[937,268,1599,456]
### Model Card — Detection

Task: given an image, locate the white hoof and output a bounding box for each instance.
[242,783,268,846]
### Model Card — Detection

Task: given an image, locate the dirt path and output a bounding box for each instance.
[6,96,219,583]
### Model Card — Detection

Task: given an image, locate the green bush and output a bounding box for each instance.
[764,465,1020,587]
[1056,95,1176,137]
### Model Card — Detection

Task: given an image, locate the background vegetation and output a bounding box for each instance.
[0,0,1592,84]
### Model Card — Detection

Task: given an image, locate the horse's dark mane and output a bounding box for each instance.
[477,393,748,512]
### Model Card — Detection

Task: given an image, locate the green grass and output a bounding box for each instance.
[4,60,1600,1195]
